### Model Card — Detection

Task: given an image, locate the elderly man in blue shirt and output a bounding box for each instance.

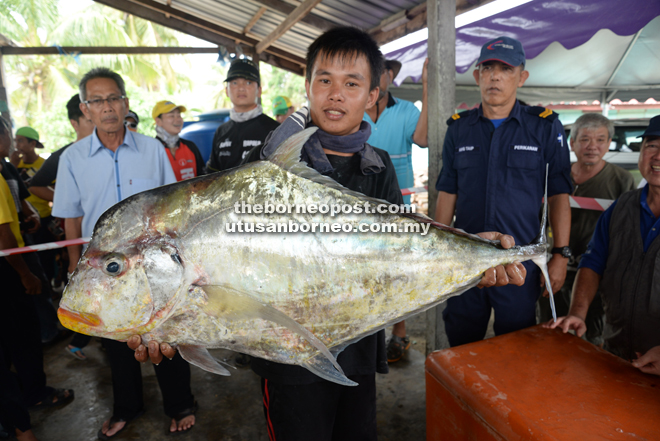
[52,67,197,438]
[547,116,660,377]
[434,37,573,347]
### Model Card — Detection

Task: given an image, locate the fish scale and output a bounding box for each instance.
[58,127,554,386]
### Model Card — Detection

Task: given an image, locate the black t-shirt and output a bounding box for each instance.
[29,143,73,187]
[248,144,403,385]
[1,159,31,210]
[206,114,279,173]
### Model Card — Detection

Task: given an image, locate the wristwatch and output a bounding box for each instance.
[551,246,572,259]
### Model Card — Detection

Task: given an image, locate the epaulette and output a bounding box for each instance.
[446,109,472,126]
[525,106,558,122]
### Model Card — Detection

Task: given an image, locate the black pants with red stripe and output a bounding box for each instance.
[261,374,377,441]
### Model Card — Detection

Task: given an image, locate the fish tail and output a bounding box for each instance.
[529,163,557,321]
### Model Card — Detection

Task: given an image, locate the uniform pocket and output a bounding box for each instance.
[454,146,480,169]
[507,145,541,170]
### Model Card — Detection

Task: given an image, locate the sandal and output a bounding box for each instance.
[28,388,74,411]
[97,410,145,440]
[387,335,411,363]
[65,345,87,360]
[168,401,198,435]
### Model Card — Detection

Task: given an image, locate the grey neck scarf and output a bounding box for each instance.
[260,106,385,175]
[230,104,263,123]
[155,125,180,148]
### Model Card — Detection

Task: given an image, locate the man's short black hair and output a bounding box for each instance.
[66,94,84,121]
[306,26,383,91]
[78,67,126,102]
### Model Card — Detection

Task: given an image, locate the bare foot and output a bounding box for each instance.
[170,414,195,433]
[15,428,39,441]
[101,419,127,438]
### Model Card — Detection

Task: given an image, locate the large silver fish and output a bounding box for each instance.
[58,128,553,386]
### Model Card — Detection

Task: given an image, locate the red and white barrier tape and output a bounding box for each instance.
[401,186,428,196]
[568,196,613,212]
[0,237,90,257]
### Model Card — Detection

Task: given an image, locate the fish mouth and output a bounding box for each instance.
[58,307,102,331]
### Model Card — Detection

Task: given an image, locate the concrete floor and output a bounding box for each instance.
[28,313,429,441]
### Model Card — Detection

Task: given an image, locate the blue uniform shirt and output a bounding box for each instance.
[579,185,660,275]
[52,129,176,238]
[364,94,420,204]
[435,100,572,245]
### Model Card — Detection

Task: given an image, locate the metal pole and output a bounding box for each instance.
[425,0,456,355]
[0,54,11,123]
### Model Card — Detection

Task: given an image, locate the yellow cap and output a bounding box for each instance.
[152,100,187,120]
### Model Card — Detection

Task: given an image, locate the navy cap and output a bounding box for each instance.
[639,115,660,138]
[477,36,526,68]
[225,58,260,84]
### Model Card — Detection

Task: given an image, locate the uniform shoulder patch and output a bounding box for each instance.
[446,109,472,126]
[525,106,558,122]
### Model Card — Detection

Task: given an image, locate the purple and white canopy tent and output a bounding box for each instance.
[386,0,660,106]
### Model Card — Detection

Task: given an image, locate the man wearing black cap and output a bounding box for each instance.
[206,58,279,173]
[435,36,573,347]
[547,115,660,376]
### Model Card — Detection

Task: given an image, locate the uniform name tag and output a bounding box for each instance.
[512,145,539,152]
[243,140,262,147]
[219,140,232,148]
[457,146,478,153]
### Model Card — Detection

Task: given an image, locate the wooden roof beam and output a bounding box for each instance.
[255,0,323,54]
[243,6,268,35]
[1,46,220,55]
[93,0,305,73]
[370,0,498,47]
[249,0,335,32]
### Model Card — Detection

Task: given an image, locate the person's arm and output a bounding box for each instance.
[434,191,457,225]
[476,232,526,288]
[633,346,660,376]
[65,217,83,274]
[20,199,40,234]
[541,193,571,296]
[27,186,54,202]
[411,58,429,148]
[544,267,600,335]
[0,223,41,294]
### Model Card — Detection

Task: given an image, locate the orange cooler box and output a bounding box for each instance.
[426,325,660,440]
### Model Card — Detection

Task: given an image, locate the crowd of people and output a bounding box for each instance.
[0,25,658,441]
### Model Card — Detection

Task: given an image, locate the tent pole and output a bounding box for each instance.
[425,0,456,355]
[0,54,10,123]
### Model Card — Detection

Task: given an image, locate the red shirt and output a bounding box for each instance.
[166,141,198,181]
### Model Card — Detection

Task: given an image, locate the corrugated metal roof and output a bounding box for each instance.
[116,0,427,71]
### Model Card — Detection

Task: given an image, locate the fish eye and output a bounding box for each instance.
[102,254,125,276]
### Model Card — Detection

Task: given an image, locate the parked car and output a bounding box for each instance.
[180,109,231,163]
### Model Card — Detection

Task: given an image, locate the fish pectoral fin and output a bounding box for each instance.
[200,285,342,376]
[178,345,231,376]
[303,353,357,387]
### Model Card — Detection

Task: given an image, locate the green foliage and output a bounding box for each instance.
[261,64,307,118]
[1,1,309,151]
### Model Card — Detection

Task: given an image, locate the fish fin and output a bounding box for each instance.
[531,164,557,321]
[178,345,231,376]
[266,127,409,212]
[303,353,357,387]
[200,285,343,375]
[401,212,497,244]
